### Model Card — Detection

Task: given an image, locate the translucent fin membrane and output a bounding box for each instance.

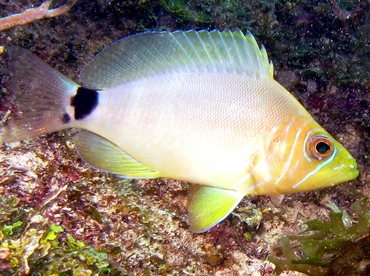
[74,131,160,178]
[80,29,273,90]
[2,46,79,143]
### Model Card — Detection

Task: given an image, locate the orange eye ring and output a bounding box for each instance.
[308,134,334,160]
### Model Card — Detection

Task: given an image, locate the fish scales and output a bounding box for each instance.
[82,73,307,186]
[1,30,358,233]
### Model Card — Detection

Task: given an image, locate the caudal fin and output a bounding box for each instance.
[1,46,80,143]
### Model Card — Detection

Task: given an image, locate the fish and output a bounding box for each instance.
[1,30,359,233]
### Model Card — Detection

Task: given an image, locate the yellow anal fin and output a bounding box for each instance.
[74,131,160,178]
[187,186,245,233]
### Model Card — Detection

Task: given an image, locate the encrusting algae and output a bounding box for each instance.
[0,0,77,31]
[0,29,358,234]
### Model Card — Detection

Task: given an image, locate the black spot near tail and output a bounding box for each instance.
[62,113,71,124]
[71,87,99,120]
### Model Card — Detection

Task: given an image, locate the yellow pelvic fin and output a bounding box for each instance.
[74,131,160,178]
[187,186,245,233]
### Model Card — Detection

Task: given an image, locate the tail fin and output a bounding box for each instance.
[1,46,80,143]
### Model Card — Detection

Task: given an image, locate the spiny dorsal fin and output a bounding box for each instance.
[74,131,160,178]
[80,30,273,89]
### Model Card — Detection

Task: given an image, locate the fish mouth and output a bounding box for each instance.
[329,143,359,185]
[330,161,359,185]
[344,153,359,181]
[347,165,359,181]
[292,154,359,191]
[342,168,359,182]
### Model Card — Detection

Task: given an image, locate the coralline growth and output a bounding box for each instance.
[0,0,78,31]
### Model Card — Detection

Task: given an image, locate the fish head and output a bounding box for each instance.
[249,120,358,195]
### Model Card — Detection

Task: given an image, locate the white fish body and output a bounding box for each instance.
[81,72,303,192]
[2,30,358,232]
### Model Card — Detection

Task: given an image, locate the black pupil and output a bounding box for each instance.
[316,142,330,154]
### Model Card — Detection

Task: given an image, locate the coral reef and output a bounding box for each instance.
[0,0,369,275]
[0,197,112,275]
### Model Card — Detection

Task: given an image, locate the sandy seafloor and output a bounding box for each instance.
[0,0,369,275]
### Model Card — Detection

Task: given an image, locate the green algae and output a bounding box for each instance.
[268,198,370,275]
[0,197,112,275]
[159,0,212,23]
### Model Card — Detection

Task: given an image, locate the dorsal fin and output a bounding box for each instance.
[80,30,274,90]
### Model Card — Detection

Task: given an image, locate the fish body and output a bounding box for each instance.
[1,30,358,232]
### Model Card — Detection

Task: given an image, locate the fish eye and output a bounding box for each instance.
[308,134,334,160]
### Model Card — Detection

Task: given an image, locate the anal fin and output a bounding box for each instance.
[74,131,160,178]
[187,186,245,233]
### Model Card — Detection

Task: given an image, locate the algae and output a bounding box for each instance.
[0,197,113,275]
[0,0,369,275]
[268,198,370,275]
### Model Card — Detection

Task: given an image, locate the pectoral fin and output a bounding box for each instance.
[74,131,160,178]
[187,186,245,233]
